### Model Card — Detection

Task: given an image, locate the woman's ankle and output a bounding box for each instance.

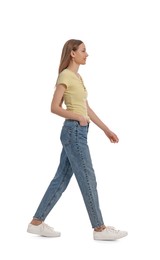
[94,225,106,232]
[30,219,43,225]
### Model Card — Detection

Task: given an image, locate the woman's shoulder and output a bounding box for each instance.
[58,69,74,82]
[56,69,71,86]
[59,69,70,77]
[57,69,68,81]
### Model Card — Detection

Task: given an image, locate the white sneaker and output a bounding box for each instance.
[27,222,61,237]
[93,226,128,241]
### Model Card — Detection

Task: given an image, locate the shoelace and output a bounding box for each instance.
[42,223,54,231]
[107,226,120,233]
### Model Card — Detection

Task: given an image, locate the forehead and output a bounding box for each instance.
[78,43,86,50]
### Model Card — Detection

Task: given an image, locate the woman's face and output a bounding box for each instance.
[72,43,88,65]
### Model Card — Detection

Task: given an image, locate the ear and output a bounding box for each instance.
[70,50,75,58]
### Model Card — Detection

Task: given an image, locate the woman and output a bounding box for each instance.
[27,39,128,240]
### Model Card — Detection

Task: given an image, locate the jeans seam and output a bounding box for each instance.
[75,136,102,228]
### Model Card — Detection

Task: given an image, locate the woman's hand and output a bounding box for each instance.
[79,115,90,126]
[104,129,119,143]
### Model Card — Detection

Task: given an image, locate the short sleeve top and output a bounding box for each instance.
[56,69,89,119]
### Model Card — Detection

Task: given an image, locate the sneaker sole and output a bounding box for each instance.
[27,229,61,237]
[94,233,128,241]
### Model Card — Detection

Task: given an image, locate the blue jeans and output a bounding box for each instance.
[33,120,104,228]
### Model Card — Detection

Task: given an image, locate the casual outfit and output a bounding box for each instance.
[27,69,128,240]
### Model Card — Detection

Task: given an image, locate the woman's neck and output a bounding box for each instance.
[67,62,79,74]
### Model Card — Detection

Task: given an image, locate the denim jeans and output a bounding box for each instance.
[33,120,104,228]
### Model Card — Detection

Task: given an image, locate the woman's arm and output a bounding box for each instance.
[51,84,89,125]
[86,101,119,143]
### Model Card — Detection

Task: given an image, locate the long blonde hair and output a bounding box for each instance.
[58,39,83,74]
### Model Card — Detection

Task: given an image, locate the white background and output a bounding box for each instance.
[0,0,160,259]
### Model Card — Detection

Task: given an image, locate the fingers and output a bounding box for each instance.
[110,137,119,143]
